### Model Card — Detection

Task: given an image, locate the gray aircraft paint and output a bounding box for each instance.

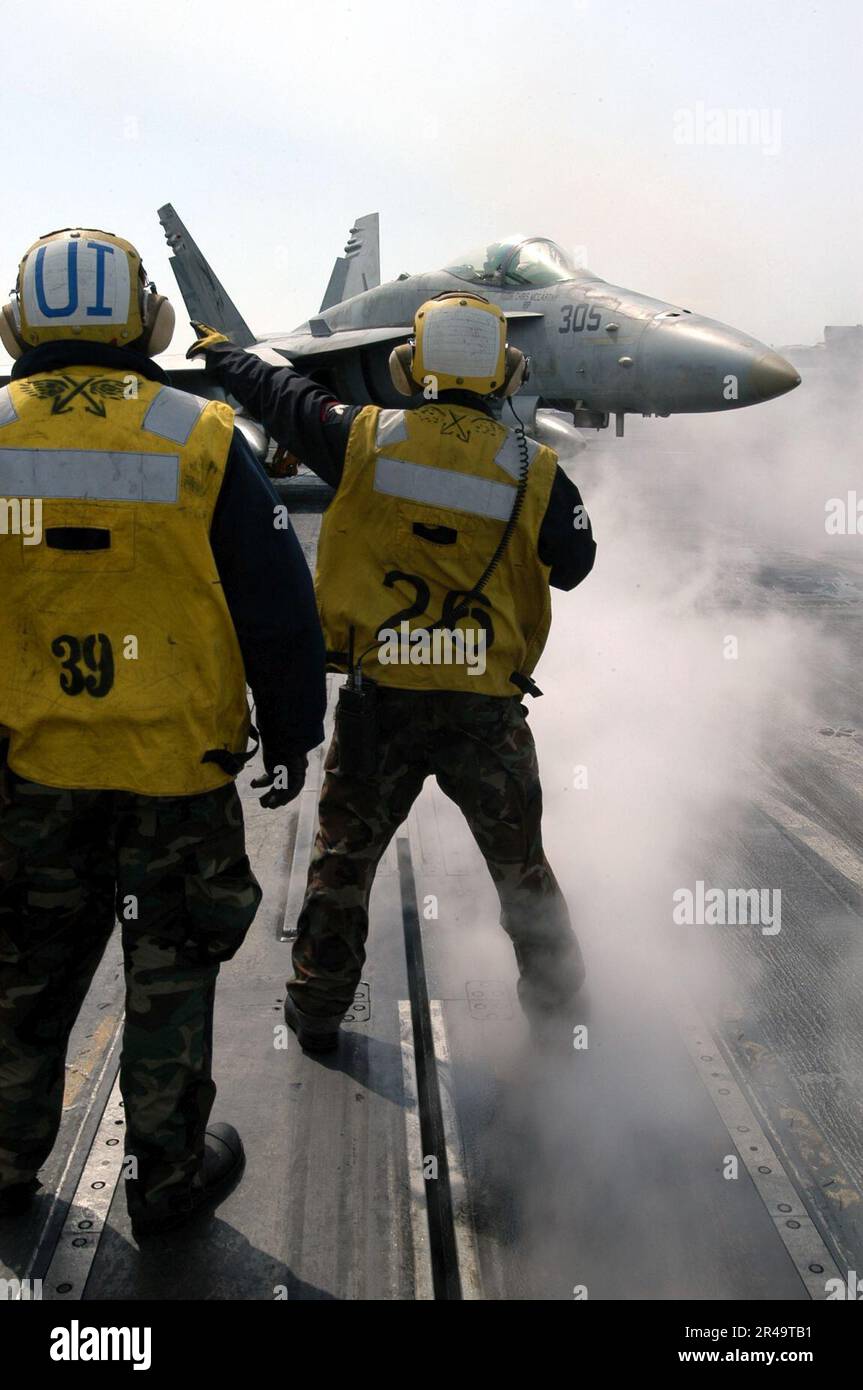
[157,206,800,446]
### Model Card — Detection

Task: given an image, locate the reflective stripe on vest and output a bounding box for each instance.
[0,385,18,428]
[142,387,208,444]
[0,448,179,502]
[373,454,516,521]
[375,408,410,449]
[492,429,540,481]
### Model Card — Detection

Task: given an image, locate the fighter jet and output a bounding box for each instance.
[157,204,800,458]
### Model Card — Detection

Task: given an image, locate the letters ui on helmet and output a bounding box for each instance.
[22,239,130,327]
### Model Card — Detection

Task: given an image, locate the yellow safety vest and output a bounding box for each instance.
[316,403,557,695]
[0,364,250,795]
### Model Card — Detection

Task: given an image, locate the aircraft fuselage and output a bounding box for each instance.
[260,268,800,428]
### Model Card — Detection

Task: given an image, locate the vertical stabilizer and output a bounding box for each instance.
[319,213,380,312]
[157,204,256,346]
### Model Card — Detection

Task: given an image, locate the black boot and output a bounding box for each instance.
[515,940,586,1020]
[284,994,342,1052]
[513,937,587,1052]
[131,1123,245,1239]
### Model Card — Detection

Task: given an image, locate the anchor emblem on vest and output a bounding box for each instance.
[20,374,128,418]
[440,409,472,442]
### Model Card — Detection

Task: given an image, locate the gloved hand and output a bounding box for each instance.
[186,321,231,360]
[251,753,308,809]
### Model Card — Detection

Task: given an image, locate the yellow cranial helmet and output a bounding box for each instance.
[389,291,528,399]
[0,227,175,358]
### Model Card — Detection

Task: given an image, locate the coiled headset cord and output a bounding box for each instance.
[469,396,530,599]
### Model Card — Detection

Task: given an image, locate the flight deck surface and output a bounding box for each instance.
[4,492,862,1304]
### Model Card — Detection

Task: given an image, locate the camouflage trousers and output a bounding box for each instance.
[0,774,260,1223]
[290,690,584,1021]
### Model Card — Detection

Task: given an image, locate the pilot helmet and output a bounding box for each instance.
[0,227,175,359]
[389,291,528,398]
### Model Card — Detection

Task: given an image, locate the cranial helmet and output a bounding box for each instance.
[0,227,175,359]
[389,291,529,398]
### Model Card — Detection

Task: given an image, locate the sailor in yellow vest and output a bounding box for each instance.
[0,229,326,1234]
[190,292,595,1050]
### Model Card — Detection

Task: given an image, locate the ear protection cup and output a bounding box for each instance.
[140,293,175,356]
[498,345,529,398]
[390,334,528,400]
[389,342,419,396]
[0,301,25,359]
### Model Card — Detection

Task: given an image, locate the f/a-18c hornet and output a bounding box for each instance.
[157,203,800,460]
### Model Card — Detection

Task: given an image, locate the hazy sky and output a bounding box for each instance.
[2,0,860,364]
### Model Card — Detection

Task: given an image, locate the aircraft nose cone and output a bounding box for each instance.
[639,317,802,414]
[749,350,801,402]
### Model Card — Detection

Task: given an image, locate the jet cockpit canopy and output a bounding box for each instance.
[446,236,582,288]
